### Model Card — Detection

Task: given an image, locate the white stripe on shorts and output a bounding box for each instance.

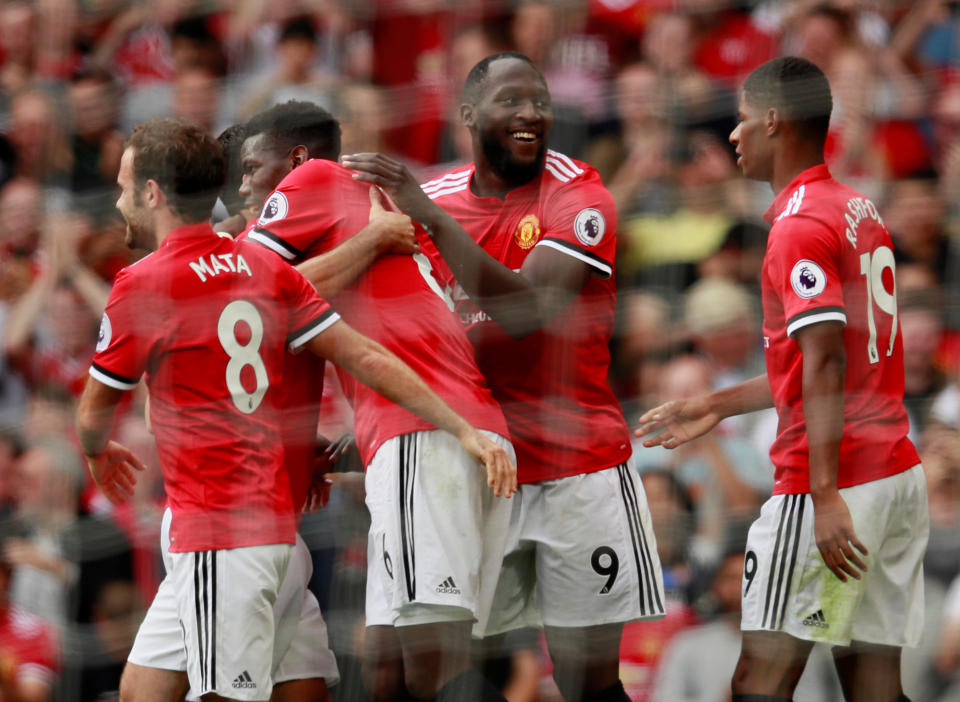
[762,494,807,630]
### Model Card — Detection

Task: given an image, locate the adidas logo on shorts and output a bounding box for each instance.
[436,577,461,595]
[801,609,829,629]
[232,671,256,689]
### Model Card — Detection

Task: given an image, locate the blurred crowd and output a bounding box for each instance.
[0,0,959,700]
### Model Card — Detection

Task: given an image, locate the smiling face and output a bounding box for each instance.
[466,57,553,187]
[116,147,155,250]
[729,90,774,183]
[239,133,294,214]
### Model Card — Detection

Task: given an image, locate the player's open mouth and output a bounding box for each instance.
[511,131,538,142]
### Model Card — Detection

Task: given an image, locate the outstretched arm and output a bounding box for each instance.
[341,153,589,338]
[294,187,418,299]
[635,375,773,448]
[305,320,517,497]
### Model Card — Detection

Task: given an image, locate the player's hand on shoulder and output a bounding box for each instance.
[85,440,147,504]
[460,430,517,499]
[634,396,718,449]
[811,489,868,583]
[367,186,419,255]
[342,152,435,224]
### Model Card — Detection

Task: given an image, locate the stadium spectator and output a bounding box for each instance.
[0,533,58,702]
[884,171,960,330]
[640,10,736,143]
[606,62,674,218]
[6,89,71,188]
[3,220,107,399]
[67,69,125,202]
[336,82,390,160]
[238,15,337,121]
[900,290,949,441]
[5,435,133,636]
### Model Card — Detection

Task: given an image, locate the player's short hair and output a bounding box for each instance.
[217,123,248,216]
[743,56,832,146]
[127,118,225,223]
[244,100,341,162]
[463,51,544,104]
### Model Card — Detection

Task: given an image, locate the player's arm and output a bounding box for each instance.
[75,377,147,504]
[794,320,868,582]
[292,187,417,299]
[303,319,517,497]
[635,375,773,448]
[342,152,586,338]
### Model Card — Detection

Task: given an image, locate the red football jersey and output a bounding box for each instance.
[90,223,338,552]
[246,159,507,465]
[0,605,58,701]
[422,151,632,482]
[761,165,919,494]
[237,217,327,516]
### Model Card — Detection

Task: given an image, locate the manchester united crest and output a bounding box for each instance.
[514,214,541,250]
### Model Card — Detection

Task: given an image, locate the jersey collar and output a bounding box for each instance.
[163,222,219,247]
[466,164,545,202]
[764,164,832,223]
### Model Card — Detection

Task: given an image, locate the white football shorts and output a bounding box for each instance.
[365,430,514,632]
[741,464,928,647]
[484,460,666,635]
[128,509,339,700]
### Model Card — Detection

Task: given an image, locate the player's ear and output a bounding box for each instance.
[460,103,476,130]
[290,145,309,168]
[766,107,780,136]
[144,179,162,209]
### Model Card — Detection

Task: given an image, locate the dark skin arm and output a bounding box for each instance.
[794,320,868,582]
[75,378,147,504]
[294,186,417,299]
[305,319,517,498]
[635,375,774,447]
[340,152,591,339]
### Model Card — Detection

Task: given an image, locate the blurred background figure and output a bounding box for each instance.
[0,533,58,702]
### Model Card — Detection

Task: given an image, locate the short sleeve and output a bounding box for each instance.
[536,170,618,279]
[246,161,339,263]
[89,268,155,390]
[281,264,341,352]
[766,216,846,338]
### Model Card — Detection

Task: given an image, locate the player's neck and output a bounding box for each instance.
[471,155,539,199]
[154,211,201,247]
[770,146,825,195]
[471,165,515,199]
